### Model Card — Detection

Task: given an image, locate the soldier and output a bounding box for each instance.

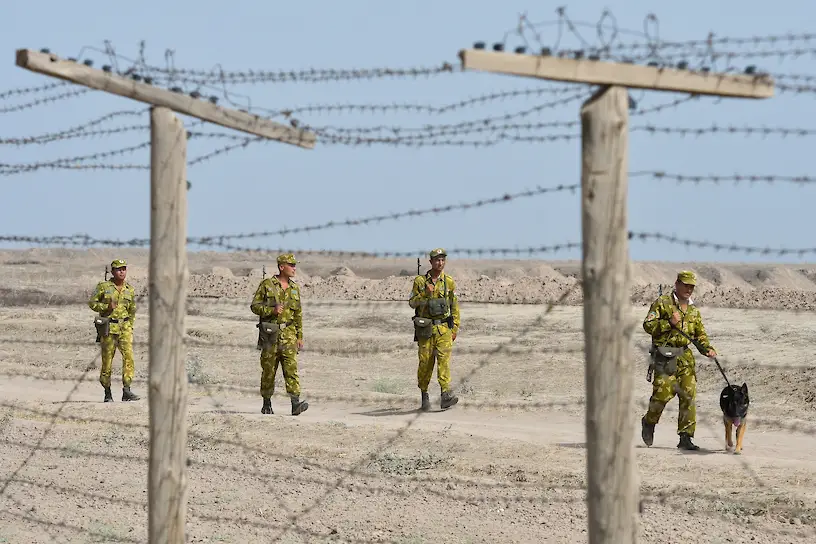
[87,258,141,403]
[250,253,309,416]
[409,248,461,411]
[641,270,717,451]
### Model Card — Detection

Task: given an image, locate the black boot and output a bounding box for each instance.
[440,390,458,410]
[291,396,309,416]
[677,432,699,451]
[420,391,431,412]
[121,386,140,401]
[103,387,113,403]
[641,417,655,447]
[261,397,273,414]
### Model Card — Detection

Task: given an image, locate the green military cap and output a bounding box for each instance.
[429,248,447,259]
[277,253,297,265]
[676,270,697,285]
[110,259,127,269]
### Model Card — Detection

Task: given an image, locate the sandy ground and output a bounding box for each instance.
[0,248,815,543]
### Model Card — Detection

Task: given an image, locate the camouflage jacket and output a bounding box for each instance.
[408,271,461,334]
[250,276,303,340]
[88,280,137,334]
[643,292,715,354]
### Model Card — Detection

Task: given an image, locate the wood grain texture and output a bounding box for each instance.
[580,86,638,544]
[16,49,316,148]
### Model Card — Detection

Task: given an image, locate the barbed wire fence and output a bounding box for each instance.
[1,8,816,543]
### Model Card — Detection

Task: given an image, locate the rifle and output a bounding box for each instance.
[94,266,111,343]
[646,284,662,383]
[416,258,420,275]
[262,265,266,279]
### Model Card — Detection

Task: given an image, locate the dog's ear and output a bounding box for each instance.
[741,382,748,394]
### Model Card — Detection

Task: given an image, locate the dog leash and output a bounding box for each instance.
[667,323,732,387]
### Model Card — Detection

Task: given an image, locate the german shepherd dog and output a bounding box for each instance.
[720,383,749,454]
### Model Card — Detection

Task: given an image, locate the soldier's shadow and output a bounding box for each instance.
[637,444,719,455]
[353,407,444,417]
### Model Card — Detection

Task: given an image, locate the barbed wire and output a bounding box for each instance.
[630,171,816,186]
[195,183,579,242]
[9,116,815,176]
[131,41,816,88]
[3,285,815,314]
[0,88,587,147]
[498,9,816,68]
[0,141,151,175]
[0,80,75,100]
[2,26,813,122]
[236,85,590,120]
[2,230,816,258]
[0,87,92,114]
[630,232,816,257]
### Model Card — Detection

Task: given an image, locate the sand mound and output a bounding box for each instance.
[211,266,234,278]
[330,266,356,277]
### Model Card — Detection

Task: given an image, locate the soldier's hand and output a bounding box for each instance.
[297,339,304,351]
[669,311,681,326]
[108,299,117,310]
[273,303,283,315]
[452,331,457,341]
[706,349,716,358]
[425,282,434,294]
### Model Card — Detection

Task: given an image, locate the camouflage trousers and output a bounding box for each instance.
[259,344,300,398]
[417,323,453,392]
[644,352,697,436]
[99,328,135,388]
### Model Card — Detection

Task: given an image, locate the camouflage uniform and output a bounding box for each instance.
[641,270,716,450]
[250,253,308,416]
[87,259,140,402]
[409,248,461,410]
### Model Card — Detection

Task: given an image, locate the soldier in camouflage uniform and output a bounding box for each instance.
[87,258,141,403]
[409,248,461,411]
[641,270,717,451]
[250,253,309,416]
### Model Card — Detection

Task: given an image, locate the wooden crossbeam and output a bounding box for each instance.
[15,49,316,148]
[458,48,775,99]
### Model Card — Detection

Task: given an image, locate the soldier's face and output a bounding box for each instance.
[279,263,296,278]
[112,267,127,281]
[675,280,694,300]
[430,256,445,271]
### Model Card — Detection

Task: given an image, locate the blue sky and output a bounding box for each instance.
[1,0,814,264]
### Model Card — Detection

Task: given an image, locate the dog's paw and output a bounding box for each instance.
[725,444,734,453]
[734,449,742,455]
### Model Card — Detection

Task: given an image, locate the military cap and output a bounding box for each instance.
[676,270,697,285]
[277,253,297,265]
[429,248,447,259]
[110,259,127,269]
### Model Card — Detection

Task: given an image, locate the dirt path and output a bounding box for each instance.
[2,375,815,543]
[5,374,816,463]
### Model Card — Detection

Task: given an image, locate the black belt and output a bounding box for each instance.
[109,317,130,323]
[431,318,448,325]
[655,343,689,349]
[260,320,291,330]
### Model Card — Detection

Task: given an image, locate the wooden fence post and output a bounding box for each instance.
[580,85,638,543]
[148,105,190,544]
